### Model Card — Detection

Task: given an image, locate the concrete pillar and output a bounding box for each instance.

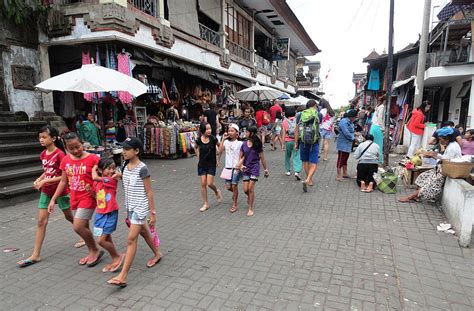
[158,0,165,19]
[219,0,226,50]
[38,44,54,113]
[250,10,255,65]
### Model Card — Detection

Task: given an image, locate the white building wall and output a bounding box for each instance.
[2,46,42,118]
[46,18,295,93]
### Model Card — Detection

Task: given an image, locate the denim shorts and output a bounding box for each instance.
[242,174,259,182]
[93,210,118,236]
[127,210,146,225]
[225,169,242,185]
[320,129,333,139]
[300,143,319,164]
[198,167,216,176]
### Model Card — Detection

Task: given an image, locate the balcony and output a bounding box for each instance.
[256,55,272,72]
[226,40,252,63]
[427,44,471,68]
[199,24,220,47]
[48,0,157,18]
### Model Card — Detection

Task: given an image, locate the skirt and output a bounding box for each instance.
[415,168,445,201]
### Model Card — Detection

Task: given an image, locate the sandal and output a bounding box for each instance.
[74,240,86,248]
[107,278,127,288]
[109,254,125,273]
[18,258,40,268]
[79,256,89,265]
[146,257,162,268]
[87,250,105,267]
[199,205,210,212]
[229,206,238,213]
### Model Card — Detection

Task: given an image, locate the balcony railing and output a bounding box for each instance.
[199,24,220,47]
[226,40,252,63]
[256,55,272,72]
[128,0,157,17]
[427,44,471,68]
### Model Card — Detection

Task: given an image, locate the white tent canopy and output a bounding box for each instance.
[285,95,310,106]
[35,64,148,97]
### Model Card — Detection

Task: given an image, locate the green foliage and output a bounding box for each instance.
[2,0,47,24]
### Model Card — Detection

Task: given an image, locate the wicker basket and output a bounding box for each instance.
[441,160,474,179]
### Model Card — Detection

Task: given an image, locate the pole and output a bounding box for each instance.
[414,0,432,107]
[383,0,395,166]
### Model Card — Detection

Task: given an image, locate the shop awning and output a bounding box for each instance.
[213,72,252,88]
[392,76,416,91]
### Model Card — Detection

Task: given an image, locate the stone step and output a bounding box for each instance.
[0,154,40,168]
[0,181,37,208]
[0,141,42,153]
[0,121,47,133]
[0,111,15,122]
[0,166,43,186]
[0,131,38,143]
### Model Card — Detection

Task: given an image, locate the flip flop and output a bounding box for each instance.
[87,250,105,267]
[74,241,86,248]
[107,279,127,288]
[229,206,238,213]
[18,259,40,268]
[79,256,89,265]
[146,257,162,268]
[109,254,125,273]
[102,264,113,273]
[302,181,308,193]
[199,205,210,212]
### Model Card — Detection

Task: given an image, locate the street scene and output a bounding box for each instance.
[1,0,474,310]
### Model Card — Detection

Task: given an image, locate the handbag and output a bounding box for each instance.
[220,168,233,180]
[377,172,398,194]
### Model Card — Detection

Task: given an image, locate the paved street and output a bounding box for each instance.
[0,147,472,310]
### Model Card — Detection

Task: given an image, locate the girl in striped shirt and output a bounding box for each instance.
[107,137,161,287]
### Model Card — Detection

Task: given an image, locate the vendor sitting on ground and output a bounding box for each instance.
[399,127,462,203]
[354,134,380,193]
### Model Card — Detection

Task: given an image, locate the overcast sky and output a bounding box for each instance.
[287,0,449,108]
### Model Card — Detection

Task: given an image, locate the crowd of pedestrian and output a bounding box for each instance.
[16,95,474,289]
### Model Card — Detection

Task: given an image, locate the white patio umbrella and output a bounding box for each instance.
[286,95,309,106]
[236,82,283,102]
[35,64,147,96]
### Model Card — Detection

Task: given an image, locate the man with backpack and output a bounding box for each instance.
[281,107,302,180]
[294,100,321,192]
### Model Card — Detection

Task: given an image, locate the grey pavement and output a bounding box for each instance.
[0,145,473,310]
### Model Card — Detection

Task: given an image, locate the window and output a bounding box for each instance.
[225,4,250,50]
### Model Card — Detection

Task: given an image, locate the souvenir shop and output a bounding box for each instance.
[49,43,245,159]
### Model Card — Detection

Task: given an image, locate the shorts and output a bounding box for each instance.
[74,207,95,220]
[225,169,242,185]
[258,126,267,135]
[127,210,147,225]
[93,210,118,236]
[273,126,282,135]
[243,174,259,182]
[38,193,70,210]
[299,143,319,164]
[320,129,333,139]
[198,167,216,176]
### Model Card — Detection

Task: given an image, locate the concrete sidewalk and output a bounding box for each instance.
[0,146,472,310]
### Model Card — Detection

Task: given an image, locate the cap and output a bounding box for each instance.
[229,123,239,132]
[122,137,143,151]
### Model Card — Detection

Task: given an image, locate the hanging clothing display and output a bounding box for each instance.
[82,51,94,102]
[368,69,380,91]
[117,52,133,105]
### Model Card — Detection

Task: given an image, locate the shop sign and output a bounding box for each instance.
[272,38,290,61]
[11,65,35,90]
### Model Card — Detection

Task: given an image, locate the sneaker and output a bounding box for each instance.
[294,172,301,181]
[286,171,291,176]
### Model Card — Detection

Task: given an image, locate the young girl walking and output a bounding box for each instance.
[237,126,269,217]
[194,122,222,212]
[108,137,161,287]
[217,124,243,213]
[48,132,103,266]
[92,158,124,272]
[272,111,284,151]
[17,126,73,267]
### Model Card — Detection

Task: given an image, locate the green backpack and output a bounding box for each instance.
[299,109,320,145]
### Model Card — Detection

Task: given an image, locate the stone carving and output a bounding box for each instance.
[46,9,73,38]
[102,3,126,22]
[11,66,35,90]
[219,52,231,69]
[250,66,258,78]
[152,24,175,48]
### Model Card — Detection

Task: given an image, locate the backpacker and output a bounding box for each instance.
[299,109,320,145]
[287,118,296,138]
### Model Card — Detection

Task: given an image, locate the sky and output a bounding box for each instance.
[287,0,449,108]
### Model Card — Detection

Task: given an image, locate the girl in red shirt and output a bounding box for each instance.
[92,158,124,272]
[48,132,104,267]
[17,126,74,267]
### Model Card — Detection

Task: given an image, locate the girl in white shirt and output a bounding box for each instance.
[369,98,386,164]
[218,124,243,213]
